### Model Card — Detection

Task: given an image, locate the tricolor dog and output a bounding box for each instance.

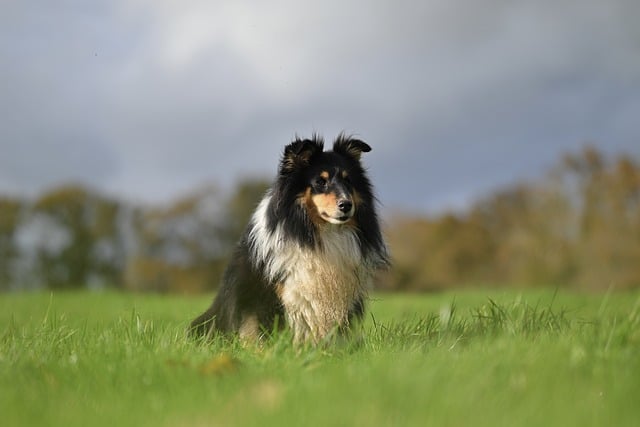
[190,135,389,344]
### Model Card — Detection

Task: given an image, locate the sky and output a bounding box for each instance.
[2,0,639,213]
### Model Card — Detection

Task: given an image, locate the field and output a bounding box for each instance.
[1,289,639,427]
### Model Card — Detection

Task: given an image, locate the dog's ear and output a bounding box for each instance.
[333,135,371,161]
[281,136,324,173]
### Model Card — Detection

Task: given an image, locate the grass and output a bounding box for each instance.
[1,288,639,426]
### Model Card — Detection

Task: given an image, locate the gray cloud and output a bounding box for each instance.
[1,0,639,211]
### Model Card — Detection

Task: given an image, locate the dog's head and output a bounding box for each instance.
[279,134,372,225]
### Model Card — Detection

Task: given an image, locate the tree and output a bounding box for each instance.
[0,197,22,290]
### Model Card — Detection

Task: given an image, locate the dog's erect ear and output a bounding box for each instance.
[281,136,324,173]
[333,135,371,161]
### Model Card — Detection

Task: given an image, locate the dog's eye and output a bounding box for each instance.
[314,177,328,188]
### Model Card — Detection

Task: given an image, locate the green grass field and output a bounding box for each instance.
[1,289,639,427]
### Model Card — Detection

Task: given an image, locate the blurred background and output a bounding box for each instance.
[1,1,639,293]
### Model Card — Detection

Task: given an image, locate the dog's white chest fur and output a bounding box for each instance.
[249,196,372,343]
[279,228,369,342]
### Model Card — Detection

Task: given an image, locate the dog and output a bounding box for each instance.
[190,134,389,344]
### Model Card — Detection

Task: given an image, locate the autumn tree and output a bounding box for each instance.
[385,146,640,291]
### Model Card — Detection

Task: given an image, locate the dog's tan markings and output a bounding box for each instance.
[300,188,325,224]
[351,189,363,207]
[320,171,329,180]
[344,190,361,230]
[341,170,348,179]
[311,193,340,219]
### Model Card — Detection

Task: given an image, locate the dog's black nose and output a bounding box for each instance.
[337,199,353,213]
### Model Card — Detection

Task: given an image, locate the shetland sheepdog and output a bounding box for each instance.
[190,134,389,344]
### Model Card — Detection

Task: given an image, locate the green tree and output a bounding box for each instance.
[0,197,22,290]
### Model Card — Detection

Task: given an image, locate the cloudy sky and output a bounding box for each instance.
[2,0,639,213]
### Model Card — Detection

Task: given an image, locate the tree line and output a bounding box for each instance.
[381,147,640,291]
[0,146,638,292]
[0,181,269,293]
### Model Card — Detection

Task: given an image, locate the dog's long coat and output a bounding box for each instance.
[190,135,389,343]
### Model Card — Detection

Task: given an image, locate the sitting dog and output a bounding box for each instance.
[190,134,389,343]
